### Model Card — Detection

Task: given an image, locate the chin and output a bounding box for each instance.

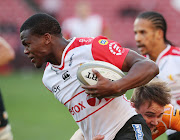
[34,63,42,68]
[138,48,147,55]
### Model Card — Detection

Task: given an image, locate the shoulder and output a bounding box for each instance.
[92,36,128,56]
[91,36,130,70]
[73,37,94,47]
[170,46,180,56]
[162,104,180,130]
[162,104,173,122]
[92,36,109,46]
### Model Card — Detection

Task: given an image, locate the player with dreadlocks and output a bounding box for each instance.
[134,11,180,140]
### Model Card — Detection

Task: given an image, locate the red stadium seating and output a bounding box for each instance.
[1,0,180,51]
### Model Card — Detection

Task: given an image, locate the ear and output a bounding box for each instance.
[156,29,163,40]
[44,33,52,45]
[131,102,138,113]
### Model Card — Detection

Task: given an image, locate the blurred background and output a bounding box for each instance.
[1,0,180,139]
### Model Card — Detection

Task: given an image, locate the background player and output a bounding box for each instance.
[62,0,110,39]
[0,37,14,140]
[133,11,180,140]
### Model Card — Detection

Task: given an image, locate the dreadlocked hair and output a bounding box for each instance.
[137,11,173,46]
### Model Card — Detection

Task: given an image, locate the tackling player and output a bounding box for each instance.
[71,79,179,140]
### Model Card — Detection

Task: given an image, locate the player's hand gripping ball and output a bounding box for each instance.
[77,61,125,98]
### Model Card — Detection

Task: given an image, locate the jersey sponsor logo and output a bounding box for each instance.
[98,39,108,45]
[79,38,93,43]
[85,71,115,82]
[164,107,171,111]
[86,95,101,106]
[132,124,144,140]
[62,71,71,82]
[69,101,86,115]
[109,42,124,55]
[172,49,180,55]
[52,84,61,94]
[85,71,98,81]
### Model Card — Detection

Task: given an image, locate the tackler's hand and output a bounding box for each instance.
[92,135,104,140]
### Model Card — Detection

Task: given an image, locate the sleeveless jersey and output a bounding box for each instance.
[42,36,137,140]
[152,104,180,139]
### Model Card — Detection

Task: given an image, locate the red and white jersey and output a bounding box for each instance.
[145,45,180,110]
[62,15,105,38]
[42,36,137,140]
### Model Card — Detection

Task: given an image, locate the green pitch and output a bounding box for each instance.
[0,71,167,140]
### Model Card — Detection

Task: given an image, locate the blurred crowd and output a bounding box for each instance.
[0,0,180,74]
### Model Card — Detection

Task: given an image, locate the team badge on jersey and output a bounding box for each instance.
[109,42,124,55]
[62,71,71,82]
[98,39,108,45]
[132,124,144,140]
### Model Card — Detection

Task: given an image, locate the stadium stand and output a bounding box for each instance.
[0,0,180,69]
[37,0,180,49]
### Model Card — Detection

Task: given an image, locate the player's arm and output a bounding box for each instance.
[119,50,159,90]
[0,37,15,66]
[83,50,159,98]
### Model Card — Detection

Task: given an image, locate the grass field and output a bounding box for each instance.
[0,70,167,140]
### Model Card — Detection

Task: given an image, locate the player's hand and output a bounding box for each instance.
[92,135,104,140]
[82,69,122,98]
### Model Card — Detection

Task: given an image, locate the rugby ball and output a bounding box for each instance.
[77,60,125,87]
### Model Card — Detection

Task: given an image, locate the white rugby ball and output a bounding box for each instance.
[77,61,125,86]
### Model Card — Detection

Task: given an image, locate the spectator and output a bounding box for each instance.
[40,0,63,18]
[62,0,110,39]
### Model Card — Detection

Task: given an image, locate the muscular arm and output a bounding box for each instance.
[119,49,159,91]
[0,37,15,66]
[82,50,159,98]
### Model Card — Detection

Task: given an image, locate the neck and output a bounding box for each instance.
[149,43,167,62]
[51,37,71,65]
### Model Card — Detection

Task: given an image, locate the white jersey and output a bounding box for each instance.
[146,45,180,111]
[42,36,137,140]
[62,15,105,38]
[151,45,180,136]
